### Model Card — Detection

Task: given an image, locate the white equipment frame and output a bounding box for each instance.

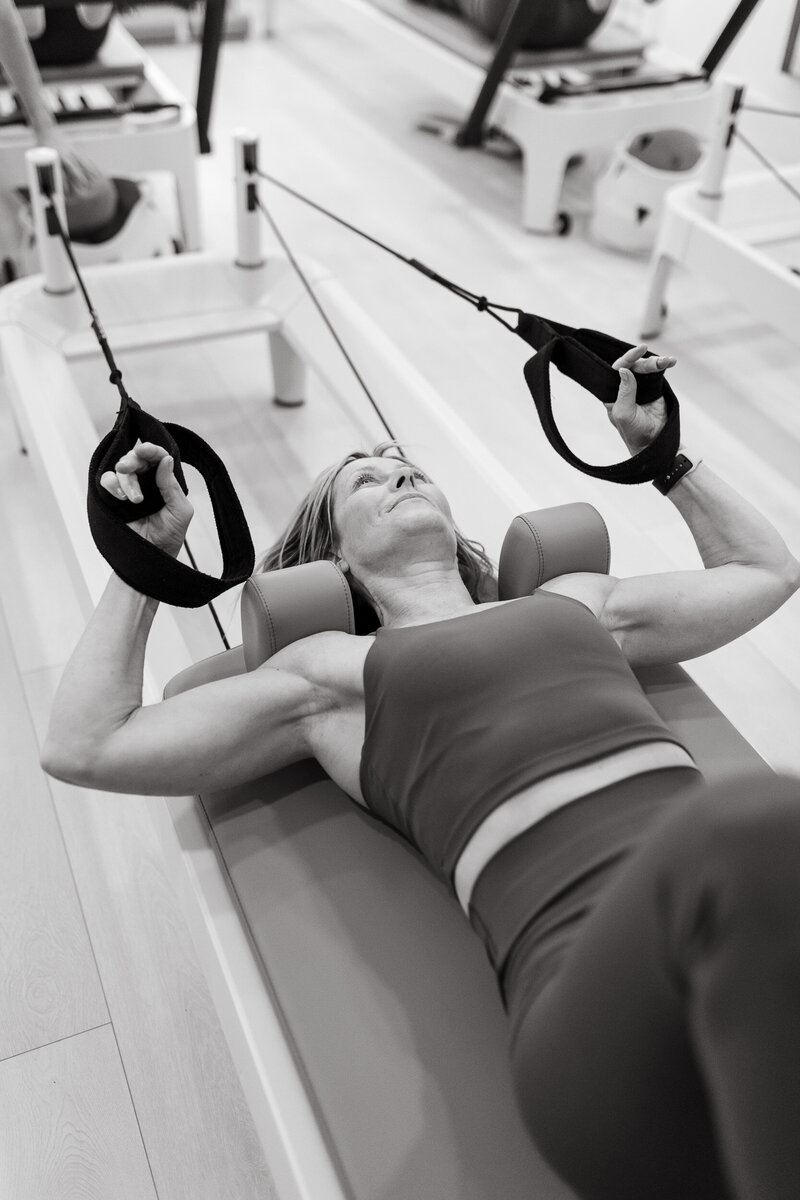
[641,81,800,348]
[0,19,201,251]
[293,0,721,234]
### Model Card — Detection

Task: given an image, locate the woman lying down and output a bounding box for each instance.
[43,345,800,1200]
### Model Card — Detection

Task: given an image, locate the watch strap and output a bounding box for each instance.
[652,448,700,495]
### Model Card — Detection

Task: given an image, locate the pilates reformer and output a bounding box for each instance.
[0,13,202,251]
[0,135,788,1199]
[641,78,800,349]
[6,0,227,152]
[292,0,762,234]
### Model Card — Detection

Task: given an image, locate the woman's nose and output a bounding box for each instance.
[394,471,415,489]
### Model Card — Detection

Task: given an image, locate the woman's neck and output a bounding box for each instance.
[369,566,477,629]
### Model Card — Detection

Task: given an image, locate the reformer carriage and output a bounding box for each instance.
[0,135,789,1199]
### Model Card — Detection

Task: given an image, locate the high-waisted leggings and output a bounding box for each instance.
[467,766,800,1200]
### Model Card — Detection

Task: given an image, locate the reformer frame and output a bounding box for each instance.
[10,0,226,154]
[291,0,726,234]
[0,135,780,1200]
[641,79,800,349]
[0,17,202,250]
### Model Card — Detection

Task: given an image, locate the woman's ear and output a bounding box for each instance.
[334,555,350,574]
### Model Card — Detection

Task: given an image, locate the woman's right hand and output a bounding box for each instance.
[100,440,193,558]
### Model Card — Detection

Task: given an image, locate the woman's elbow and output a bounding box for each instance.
[40,737,99,789]
[786,555,800,596]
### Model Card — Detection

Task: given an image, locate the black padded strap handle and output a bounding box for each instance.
[516,313,681,483]
[87,400,255,607]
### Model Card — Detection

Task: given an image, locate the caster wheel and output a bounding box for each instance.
[660,302,668,319]
[1,258,17,285]
[172,238,184,255]
[556,212,571,237]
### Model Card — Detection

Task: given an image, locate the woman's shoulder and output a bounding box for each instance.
[270,629,373,696]
[536,573,618,618]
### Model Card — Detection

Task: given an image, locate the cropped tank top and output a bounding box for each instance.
[359,592,692,888]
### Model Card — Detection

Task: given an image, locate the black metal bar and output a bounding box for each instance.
[456,0,529,147]
[196,0,226,154]
[701,0,763,78]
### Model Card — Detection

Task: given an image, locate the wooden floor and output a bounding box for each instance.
[1,4,799,1197]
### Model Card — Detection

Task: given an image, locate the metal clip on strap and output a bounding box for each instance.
[516,313,681,483]
[87,399,255,607]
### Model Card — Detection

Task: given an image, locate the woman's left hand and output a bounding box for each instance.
[605,344,677,456]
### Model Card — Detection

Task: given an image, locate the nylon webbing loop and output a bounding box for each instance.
[254,167,681,484]
[516,313,681,482]
[35,174,255,610]
[88,401,255,607]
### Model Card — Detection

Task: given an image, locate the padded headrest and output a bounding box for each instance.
[497,502,609,600]
[241,558,355,671]
[240,502,609,669]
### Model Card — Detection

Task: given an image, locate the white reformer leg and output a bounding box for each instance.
[519,144,575,235]
[268,330,307,406]
[639,247,673,340]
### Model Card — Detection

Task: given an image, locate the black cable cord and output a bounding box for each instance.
[252,193,398,442]
[44,201,133,410]
[41,189,231,649]
[253,167,522,335]
[742,104,800,119]
[733,129,800,208]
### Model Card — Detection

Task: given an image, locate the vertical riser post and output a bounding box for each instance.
[234,129,264,268]
[699,80,745,200]
[24,148,74,295]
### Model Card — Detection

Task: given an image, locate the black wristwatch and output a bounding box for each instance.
[652,449,699,496]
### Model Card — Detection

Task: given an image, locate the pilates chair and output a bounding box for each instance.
[164,501,769,1200]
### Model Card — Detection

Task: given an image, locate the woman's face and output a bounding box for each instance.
[330,456,457,575]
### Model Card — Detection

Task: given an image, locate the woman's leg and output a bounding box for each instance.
[509,772,800,1200]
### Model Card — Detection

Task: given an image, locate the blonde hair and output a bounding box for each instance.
[257,442,497,632]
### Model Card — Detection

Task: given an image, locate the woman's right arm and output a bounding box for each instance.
[41,445,323,796]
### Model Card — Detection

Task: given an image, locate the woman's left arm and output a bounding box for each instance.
[542,346,800,666]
